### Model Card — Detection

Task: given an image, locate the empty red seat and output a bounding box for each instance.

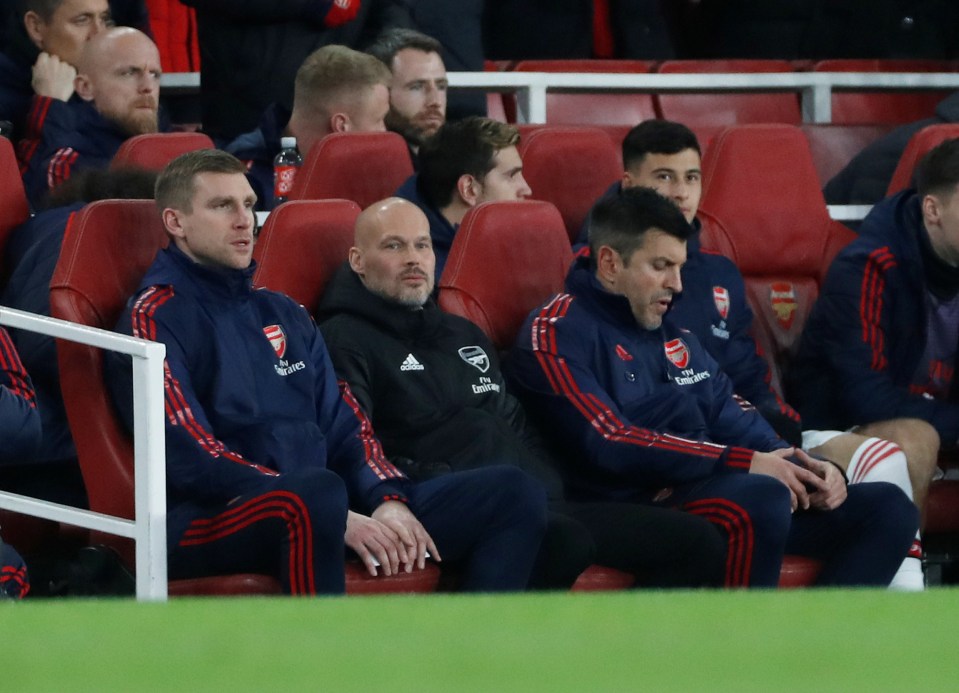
[813,59,951,126]
[438,200,572,349]
[0,137,30,273]
[289,131,413,210]
[885,123,959,196]
[510,59,658,126]
[252,199,360,311]
[518,126,621,242]
[700,125,854,393]
[110,132,215,170]
[655,60,801,130]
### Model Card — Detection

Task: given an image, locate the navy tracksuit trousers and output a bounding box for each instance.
[168,465,547,594]
[665,475,918,587]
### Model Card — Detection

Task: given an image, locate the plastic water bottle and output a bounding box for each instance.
[273,136,302,206]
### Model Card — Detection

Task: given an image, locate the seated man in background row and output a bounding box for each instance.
[226,44,391,212]
[0,0,112,161]
[508,186,919,588]
[366,27,448,168]
[793,138,959,486]
[107,149,547,593]
[21,25,161,207]
[317,197,726,589]
[583,119,938,589]
[396,116,531,279]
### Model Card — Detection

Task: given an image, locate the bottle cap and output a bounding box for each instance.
[280,136,297,150]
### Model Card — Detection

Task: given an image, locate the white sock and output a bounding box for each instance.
[847,437,924,591]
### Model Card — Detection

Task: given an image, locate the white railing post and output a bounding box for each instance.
[0,307,168,602]
[132,340,168,601]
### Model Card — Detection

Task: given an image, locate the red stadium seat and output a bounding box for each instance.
[800,123,896,186]
[438,200,572,350]
[571,565,635,591]
[885,123,959,197]
[110,132,215,170]
[519,126,622,242]
[699,124,855,396]
[655,60,801,130]
[812,59,951,126]
[0,137,30,278]
[288,131,413,210]
[252,199,361,312]
[511,59,657,126]
[778,555,823,589]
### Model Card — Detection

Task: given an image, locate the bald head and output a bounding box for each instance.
[350,198,435,307]
[74,27,160,135]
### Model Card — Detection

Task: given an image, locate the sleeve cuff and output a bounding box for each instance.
[722,446,754,473]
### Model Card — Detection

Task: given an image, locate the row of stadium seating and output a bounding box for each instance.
[482,58,956,132]
[4,118,959,591]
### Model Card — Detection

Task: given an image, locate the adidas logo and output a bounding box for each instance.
[400,353,424,371]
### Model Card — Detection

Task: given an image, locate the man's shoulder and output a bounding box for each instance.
[224,126,272,162]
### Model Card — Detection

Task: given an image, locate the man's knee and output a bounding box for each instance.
[272,467,349,534]
[860,418,941,470]
[845,481,919,539]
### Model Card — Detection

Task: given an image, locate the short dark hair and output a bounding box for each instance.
[155,149,245,213]
[417,116,520,209]
[916,138,959,198]
[588,186,691,267]
[622,120,701,171]
[366,28,443,69]
[21,0,63,21]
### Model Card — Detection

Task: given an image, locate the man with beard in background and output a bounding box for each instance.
[21,25,161,206]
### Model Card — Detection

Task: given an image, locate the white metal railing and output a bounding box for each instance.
[162,70,959,124]
[0,307,168,601]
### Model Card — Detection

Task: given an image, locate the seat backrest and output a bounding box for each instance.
[438,200,572,350]
[655,60,801,129]
[518,126,621,243]
[886,123,959,197]
[252,199,360,313]
[288,131,414,210]
[800,123,896,185]
[110,132,215,170]
[511,59,657,125]
[0,137,30,271]
[699,124,854,392]
[48,199,168,521]
[812,59,951,125]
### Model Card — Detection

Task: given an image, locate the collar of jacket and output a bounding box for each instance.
[318,263,441,339]
[160,243,257,300]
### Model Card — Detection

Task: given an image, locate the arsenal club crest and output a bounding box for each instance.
[263,324,287,358]
[664,338,690,369]
[712,286,730,320]
[458,346,490,373]
[769,282,798,330]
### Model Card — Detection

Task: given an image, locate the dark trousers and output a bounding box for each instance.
[169,468,349,595]
[530,502,727,589]
[407,465,548,592]
[664,475,918,588]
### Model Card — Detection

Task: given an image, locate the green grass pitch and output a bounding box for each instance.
[5,588,959,691]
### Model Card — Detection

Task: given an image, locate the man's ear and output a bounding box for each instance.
[330,113,349,133]
[348,246,363,274]
[595,245,621,285]
[23,11,45,48]
[456,173,479,207]
[74,73,95,102]
[922,194,941,227]
[162,208,184,239]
